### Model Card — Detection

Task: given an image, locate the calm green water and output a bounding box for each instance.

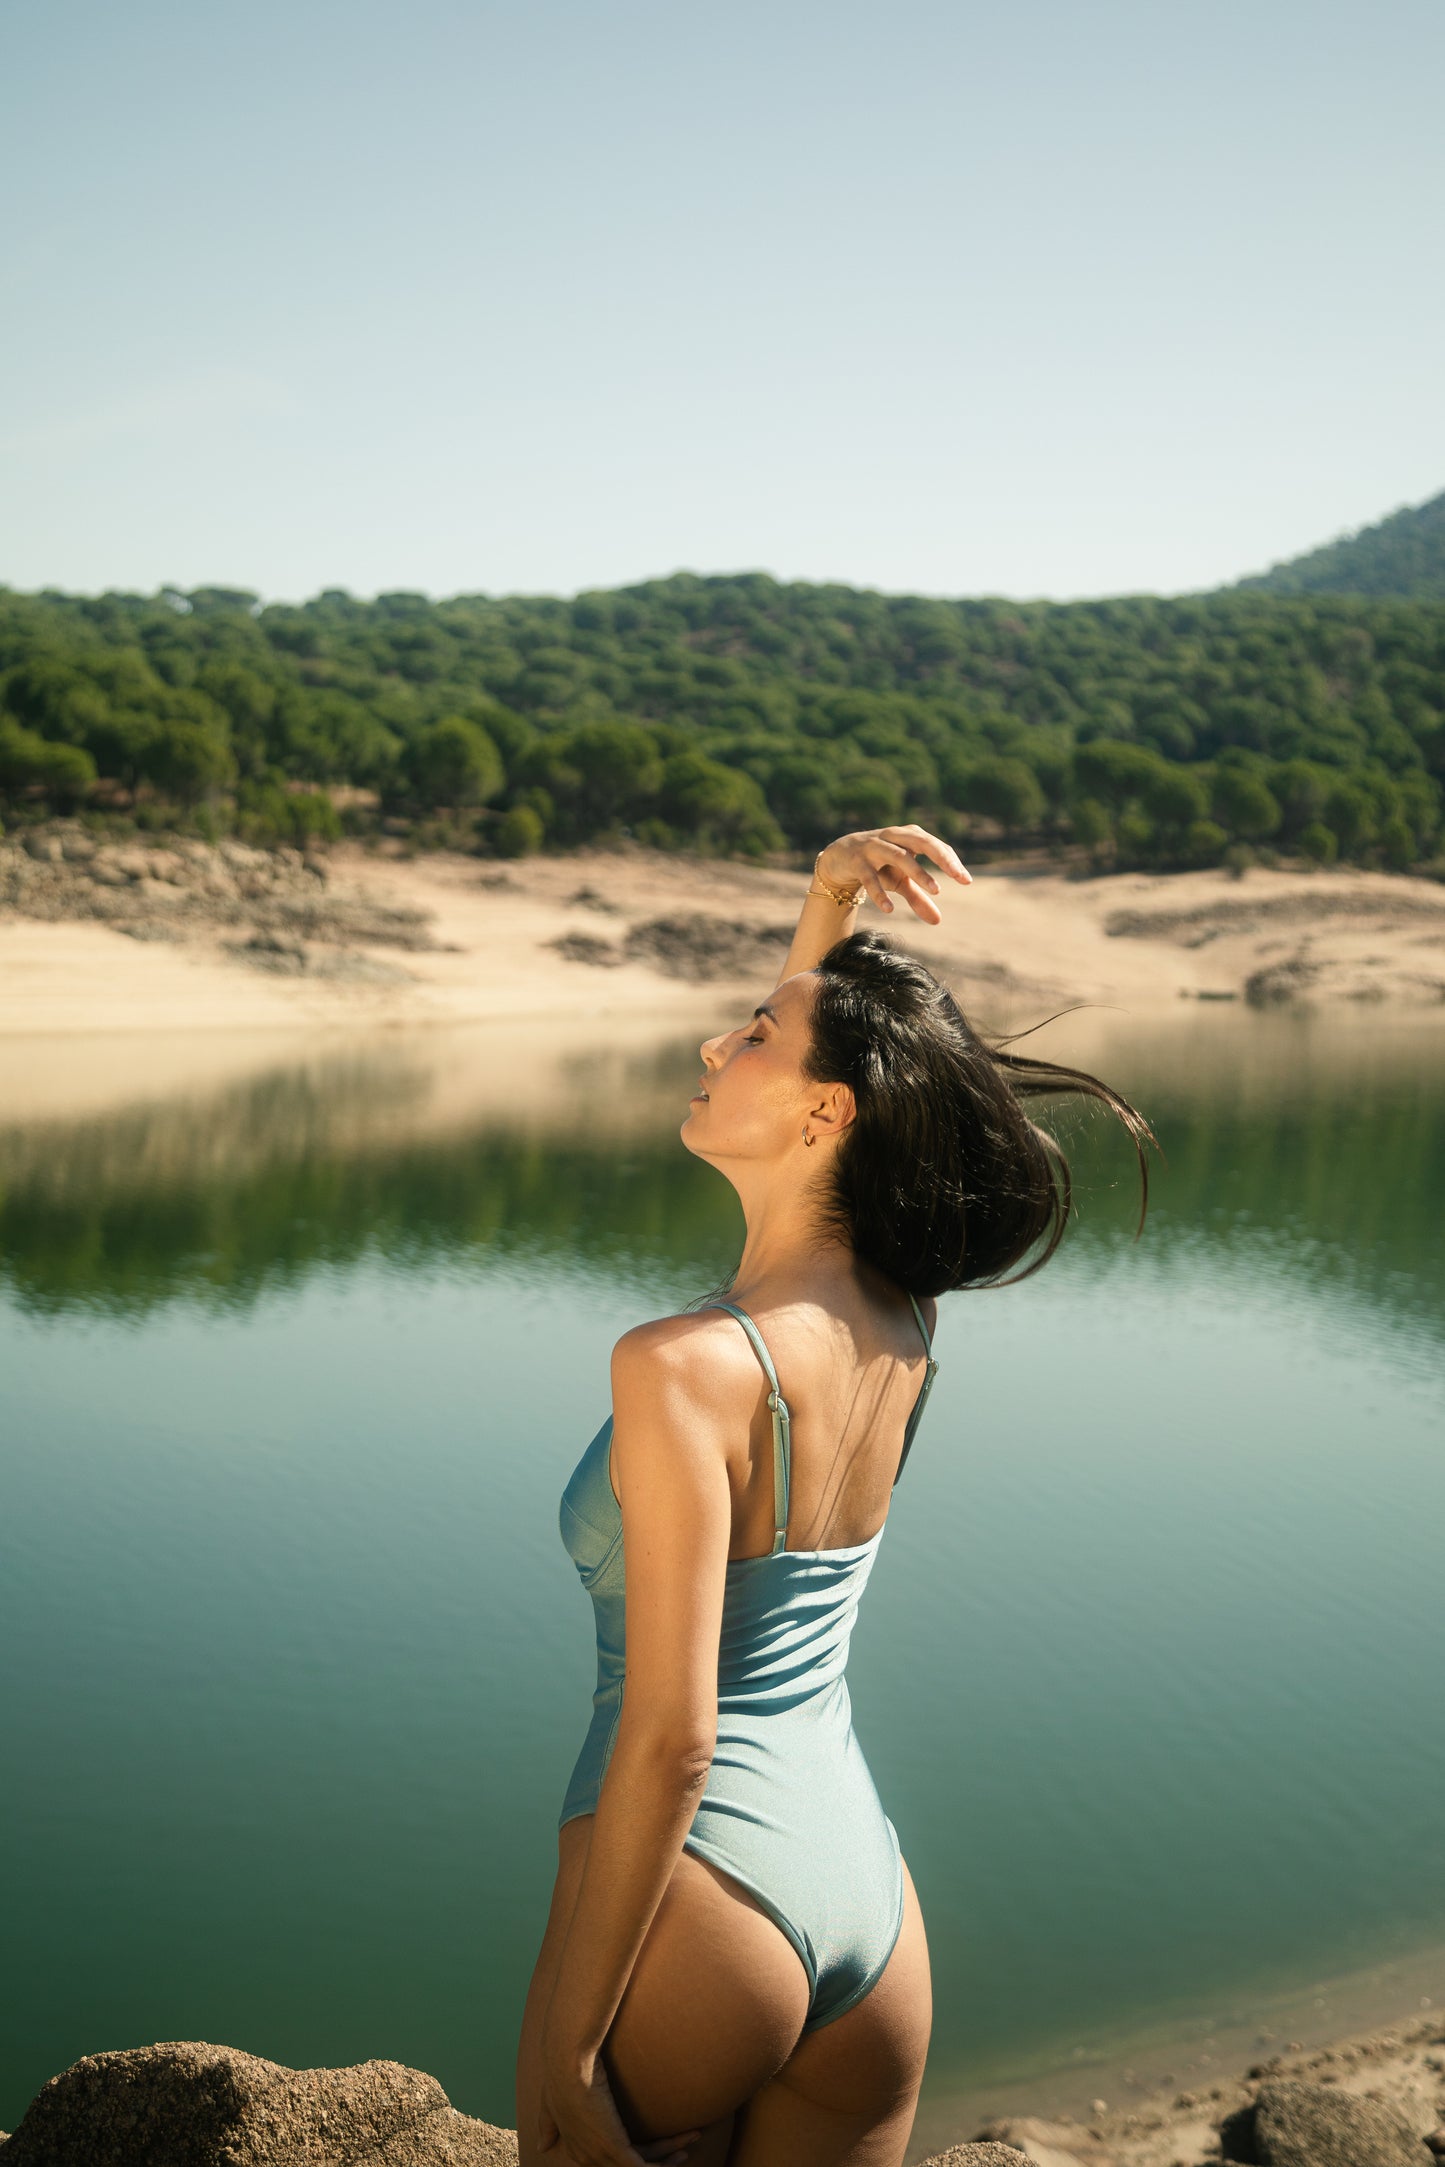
[2,1013,1442,2144]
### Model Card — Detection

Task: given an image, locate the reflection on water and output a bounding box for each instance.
[3,1010,1444,1341]
[1,1009,1442,2150]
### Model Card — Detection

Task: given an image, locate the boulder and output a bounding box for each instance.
[1239,2076,1433,2166]
[0,2040,518,2165]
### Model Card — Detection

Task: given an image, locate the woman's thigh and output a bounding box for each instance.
[726,1855,932,2167]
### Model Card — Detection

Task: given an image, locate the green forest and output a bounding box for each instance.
[1237,487,1445,602]
[2,572,1444,875]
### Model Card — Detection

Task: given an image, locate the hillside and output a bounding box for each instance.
[2,577,1443,877]
[1237,488,1445,600]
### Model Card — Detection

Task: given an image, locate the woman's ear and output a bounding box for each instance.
[808,1082,855,1141]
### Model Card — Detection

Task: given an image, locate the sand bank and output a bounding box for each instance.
[3,828,1445,1043]
[909,1934,1444,2162]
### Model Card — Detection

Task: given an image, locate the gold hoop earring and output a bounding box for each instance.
[802,1126,816,1147]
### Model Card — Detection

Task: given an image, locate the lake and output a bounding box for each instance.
[2,1003,1442,2156]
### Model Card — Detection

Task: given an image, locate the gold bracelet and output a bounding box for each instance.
[808,870,866,909]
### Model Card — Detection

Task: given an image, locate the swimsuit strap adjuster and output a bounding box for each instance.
[768,1388,791,1554]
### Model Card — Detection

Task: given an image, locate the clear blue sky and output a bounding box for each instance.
[4,0,1441,604]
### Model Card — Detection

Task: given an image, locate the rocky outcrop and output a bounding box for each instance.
[0,2042,517,2165]
[545,910,796,981]
[0,824,439,960]
[4,2022,1444,2167]
[0,2043,1031,2167]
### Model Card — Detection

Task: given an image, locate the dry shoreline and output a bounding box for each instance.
[908,1935,1445,2162]
[3,827,1445,1041]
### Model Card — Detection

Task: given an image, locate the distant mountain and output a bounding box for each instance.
[1236,488,1445,599]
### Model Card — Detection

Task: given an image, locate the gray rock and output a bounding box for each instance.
[0,2040,518,2165]
[1243,953,1320,1007]
[1249,2076,1432,2165]
[621,913,794,981]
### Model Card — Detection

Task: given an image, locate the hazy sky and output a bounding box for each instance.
[4,0,1442,604]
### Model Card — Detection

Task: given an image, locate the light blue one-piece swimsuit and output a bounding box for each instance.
[557,1293,939,2034]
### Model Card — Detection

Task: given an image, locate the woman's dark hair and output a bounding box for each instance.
[801,928,1158,1298]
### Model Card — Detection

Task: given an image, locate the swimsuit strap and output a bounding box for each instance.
[706,1294,941,1541]
[706,1302,791,1555]
[893,1292,940,1489]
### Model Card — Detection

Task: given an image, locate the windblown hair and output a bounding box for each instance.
[801,929,1157,1298]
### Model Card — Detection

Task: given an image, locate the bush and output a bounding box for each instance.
[1378,814,1416,870]
[1211,766,1281,841]
[406,715,505,808]
[1114,808,1155,865]
[495,804,545,857]
[633,816,677,849]
[1070,797,1113,849]
[236,782,341,847]
[1299,820,1338,865]
[951,753,1046,832]
[1181,818,1228,867]
[1322,780,1373,855]
[0,719,97,806]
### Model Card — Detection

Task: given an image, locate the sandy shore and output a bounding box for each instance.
[3,829,1445,1043]
[908,1935,1445,2162]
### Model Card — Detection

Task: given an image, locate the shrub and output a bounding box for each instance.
[495,804,545,857]
[1114,809,1155,865]
[0,719,97,806]
[1211,766,1281,840]
[406,715,505,808]
[1181,818,1228,867]
[1378,814,1416,870]
[1070,798,1113,849]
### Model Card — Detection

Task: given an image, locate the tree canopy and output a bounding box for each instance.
[1237,487,1445,601]
[1,573,1443,874]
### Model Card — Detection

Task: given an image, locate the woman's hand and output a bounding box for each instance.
[816,824,972,926]
[537,2028,700,2167]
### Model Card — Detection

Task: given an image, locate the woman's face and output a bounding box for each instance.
[681,970,823,1163]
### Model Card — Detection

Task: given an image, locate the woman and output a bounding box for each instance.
[516,824,1153,2167]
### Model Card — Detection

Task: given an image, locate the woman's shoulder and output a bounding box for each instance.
[610,1306,762,1403]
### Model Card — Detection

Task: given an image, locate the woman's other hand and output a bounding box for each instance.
[816,824,972,925]
[537,2031,699,2167]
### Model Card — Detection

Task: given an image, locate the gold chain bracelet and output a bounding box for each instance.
[808,858,866,909]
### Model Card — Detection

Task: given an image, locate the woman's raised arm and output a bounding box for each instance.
[772,824,972,988]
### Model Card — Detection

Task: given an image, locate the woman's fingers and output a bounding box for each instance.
[850,855,894,912]
[894,876,944,924]
[637,2135,702,2163]
[876,866,944,924]
[872,825,971,883]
